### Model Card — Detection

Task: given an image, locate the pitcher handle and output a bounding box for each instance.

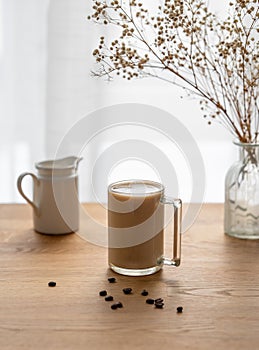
[160,196,182,267]
[17,172,39,214]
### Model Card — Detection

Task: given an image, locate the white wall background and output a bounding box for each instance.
[0,0,237,204]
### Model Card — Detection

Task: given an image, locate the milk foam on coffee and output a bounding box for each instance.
[108,181,164,270]
[113,182,161,194]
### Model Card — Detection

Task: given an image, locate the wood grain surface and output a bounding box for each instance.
[1,203,259,350]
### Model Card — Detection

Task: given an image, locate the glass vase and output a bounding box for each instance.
[224,141,259,239]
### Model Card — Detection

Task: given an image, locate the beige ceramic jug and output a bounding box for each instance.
[17,156,82,235]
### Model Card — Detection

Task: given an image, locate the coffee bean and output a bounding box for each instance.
[105,295,114,301]
[111,303,118,310]
[123,288,132,295]
[146,298,155,305]
[48,281,56,287]
[115,302,123,308]
[99,290,107,296]
[177,306,183,313]
[155,303,164,309]
[141,289,149,296]
[108,277,116,283]
[155,298,163,303]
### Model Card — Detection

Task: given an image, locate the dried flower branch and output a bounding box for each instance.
[88,0,259,143]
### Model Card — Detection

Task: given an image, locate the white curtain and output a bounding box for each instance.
[0,0,234,203]
[0,0,48,202]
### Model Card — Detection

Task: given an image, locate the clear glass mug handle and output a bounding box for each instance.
[160,196,182,267]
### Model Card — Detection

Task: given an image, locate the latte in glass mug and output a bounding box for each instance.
[108,180,182,276]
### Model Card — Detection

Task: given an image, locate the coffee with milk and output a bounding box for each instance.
[108,180,182,276]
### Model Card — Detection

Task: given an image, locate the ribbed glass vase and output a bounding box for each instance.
[224,141,259,239]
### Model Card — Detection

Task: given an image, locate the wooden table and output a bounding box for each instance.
[1,203,259,350]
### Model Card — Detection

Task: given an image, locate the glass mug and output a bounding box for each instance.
[108,180,182,276]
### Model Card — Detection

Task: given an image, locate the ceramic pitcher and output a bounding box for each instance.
[17,156,82,235]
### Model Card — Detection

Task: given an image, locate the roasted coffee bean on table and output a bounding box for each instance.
[110,302,123,310]
[48,281,56,287]
[122,288,132,295]
[99,290,107,296]
[141,289,149,296]
[115,302,123,308]
[177,306,183,313]
[155,298,163,303]
[108,277,116,283]
[146,298,155,305]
